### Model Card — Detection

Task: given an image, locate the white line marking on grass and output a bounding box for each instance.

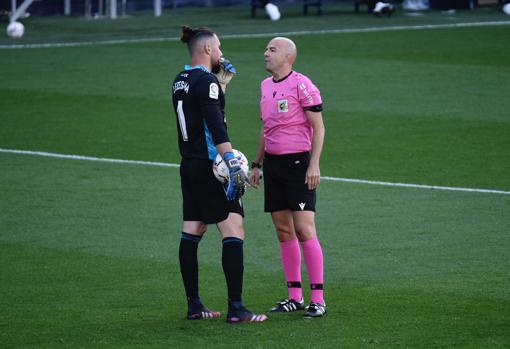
[1,20,509,49]
[222,20,510,38]
[2,148,509,196]
[321,176,510,195]
[0,148,179,168]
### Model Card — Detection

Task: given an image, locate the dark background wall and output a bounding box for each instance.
[0,0,254,16]
[0,0,493,16]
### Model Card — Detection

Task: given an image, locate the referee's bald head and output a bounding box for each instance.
[270,37,297,64]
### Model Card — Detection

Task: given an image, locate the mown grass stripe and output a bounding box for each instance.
[2,147,509,195]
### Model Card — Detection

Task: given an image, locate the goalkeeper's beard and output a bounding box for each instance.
[211,59,221,74]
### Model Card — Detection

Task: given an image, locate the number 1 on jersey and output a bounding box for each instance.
[177,100,189,141]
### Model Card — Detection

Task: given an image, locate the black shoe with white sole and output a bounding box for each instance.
[269,298,305,313]
[303,302,326,318]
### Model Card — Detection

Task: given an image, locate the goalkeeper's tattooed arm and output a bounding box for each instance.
[215,57,237,93]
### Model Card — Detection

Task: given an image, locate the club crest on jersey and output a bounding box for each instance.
[278,99,289,113]
[209,83,219,99]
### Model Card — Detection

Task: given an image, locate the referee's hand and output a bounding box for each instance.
[305,163,320,190]
[249,168,262,189]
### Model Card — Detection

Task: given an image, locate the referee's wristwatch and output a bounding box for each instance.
[251,162,262,169]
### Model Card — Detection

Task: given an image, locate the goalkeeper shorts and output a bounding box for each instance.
[263,152,316,213]
[180,158,244,224]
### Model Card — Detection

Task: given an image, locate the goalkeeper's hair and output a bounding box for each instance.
[181,26,216,55]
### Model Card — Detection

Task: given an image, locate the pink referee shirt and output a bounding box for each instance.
[260,71,322,155]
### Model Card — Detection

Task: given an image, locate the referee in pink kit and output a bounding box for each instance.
[249,37,326,318]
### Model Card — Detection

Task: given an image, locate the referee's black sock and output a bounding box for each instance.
[179,232,202,304]
[222,237,244,306]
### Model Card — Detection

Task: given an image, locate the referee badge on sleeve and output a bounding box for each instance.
[209,83,219,99]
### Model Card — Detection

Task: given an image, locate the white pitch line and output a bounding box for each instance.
[0,148,179,168]
[1,20,509,49]
[1,148,509,196]
[320,176,510,195]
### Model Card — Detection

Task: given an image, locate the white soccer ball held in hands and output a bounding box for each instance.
[213,149,249,184]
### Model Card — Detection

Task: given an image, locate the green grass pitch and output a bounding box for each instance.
[1,5,510,348]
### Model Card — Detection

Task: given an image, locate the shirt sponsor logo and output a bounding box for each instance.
[209,83,219,99]
[173,80,189,94]
[299,82,314,104]
[278,99,289,113]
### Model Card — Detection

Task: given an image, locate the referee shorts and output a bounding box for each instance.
[263,151,316,213]
[180,158,244,225]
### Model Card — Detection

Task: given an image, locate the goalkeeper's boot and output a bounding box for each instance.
[303,302,326,318]
[269,298,305,313]
[227,304,268,323]
[186,301,221,320]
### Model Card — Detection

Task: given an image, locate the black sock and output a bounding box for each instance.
[222,237,244,305]
[179,232,202,303]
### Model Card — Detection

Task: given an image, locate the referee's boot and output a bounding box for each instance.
[269,298,305,313]
[303,302,326,318]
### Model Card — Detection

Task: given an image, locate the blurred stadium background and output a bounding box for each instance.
[1,0,509,348]
[0,0,505,15]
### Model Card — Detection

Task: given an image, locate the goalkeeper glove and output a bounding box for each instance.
[215,57,237,93]
[223,151,247,201]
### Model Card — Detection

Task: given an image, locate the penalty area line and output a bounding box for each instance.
[1,147,509,196]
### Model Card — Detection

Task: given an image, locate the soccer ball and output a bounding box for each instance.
[503,3,510,15]
[373,1,395,15]
[6,21,25,38]
[265,3,281,21]
[213,149,249,183]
